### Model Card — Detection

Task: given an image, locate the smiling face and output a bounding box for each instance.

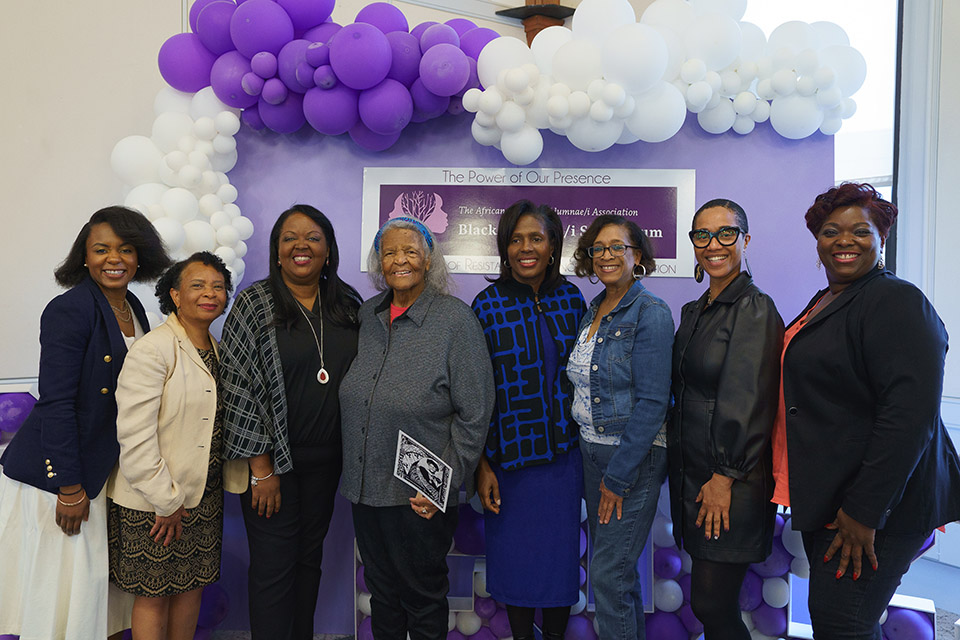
[380,227,430,304]
[693,205,749,289]
[507,214,553,291]
[591,223,640,292]
[85,222,137,296]
[169,261,227,330]
[817,205,883,290]
[277,212,328,288]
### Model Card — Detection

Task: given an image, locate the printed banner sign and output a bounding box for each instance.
[361,167,696,277]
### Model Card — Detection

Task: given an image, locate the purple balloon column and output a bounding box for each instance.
[0,393,36,433]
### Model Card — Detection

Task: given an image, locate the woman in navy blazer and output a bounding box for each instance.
[0,206,169,640]
[774,183,960,639]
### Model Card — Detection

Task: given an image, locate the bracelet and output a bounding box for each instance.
[57,492,87,507]
[59,486,84,496]
[250,471,274,487]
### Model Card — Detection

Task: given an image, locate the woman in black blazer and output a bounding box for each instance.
[0,206,169,640]
[774,183,960,639]
[669,199,783,640]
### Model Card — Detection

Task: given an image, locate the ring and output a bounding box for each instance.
[421,507,428,514]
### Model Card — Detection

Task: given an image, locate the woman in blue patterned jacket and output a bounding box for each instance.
[472,200,586,640]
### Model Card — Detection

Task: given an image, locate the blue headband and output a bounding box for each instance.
[373,217,435,254]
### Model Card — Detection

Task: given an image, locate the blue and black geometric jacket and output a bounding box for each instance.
[471,277,587,470]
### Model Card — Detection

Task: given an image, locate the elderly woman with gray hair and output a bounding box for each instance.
[340,217,495,640]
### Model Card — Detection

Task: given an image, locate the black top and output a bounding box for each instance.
[276,298,359,453]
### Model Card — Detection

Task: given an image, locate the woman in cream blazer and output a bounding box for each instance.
[108,252,245,640]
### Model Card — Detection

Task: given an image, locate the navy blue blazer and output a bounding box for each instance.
[1,277,149,498]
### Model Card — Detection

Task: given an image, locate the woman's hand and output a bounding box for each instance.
[150,504,188,546]
[475,456,501,514]
[695,473,734,539]
[824,507,878,580]
[598,479,623,524]
[249,453,281,518]
[410,492,439,520]
[55,484,89,536]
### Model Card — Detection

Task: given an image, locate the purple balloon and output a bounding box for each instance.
[197,583,229,628]
[196,1,238,56]
[738,570,763,611]
[459,27,499,60]
[262,77,289,104]
[410,78,448,123]
[230,0,295,58]
[453,505,485,555]
[251,51,278,78]
[313,65,337,89]
[579,565,587,587]
[774,513,785,537]
[356,565,367,592]
[446,631,467,640]
[752,603,787,637]
[189,0,222,33]
[359,79,412,135]
[751,537,792,578]
[474,596,497,619]
[303,84,359,135]
[0,393,36,433]
[456,58,480,97]
[211,51,259,108]
[386,31,422,87]
[295,62,316,88]
[305,42,330,67]
[258,92,306,133]
[278,39,312,92]
[241,105,266,130]
[158,33,217,92]
[419,43,469,97]
[677,572,692,602]
[122,629,133,640]
[419,23,459,53]
[488,608,511,638]
[644,611,687,640]
[445,18,478,37]
[676,603,703,634]
[303,21,341,44]
[356,2,409,34]
[242,71,265,96]
[471,628,497,640]
[277,0,334,32]
[193,627,213,640]
[358,616,374,640]
[411,21,438,41]
[913,531,936,561]
[883,607,934,640]
[653,547,682,579]
[564,614,598,640]
[447,96,464,115]
[579,527,587,558]
[329,22,392,90]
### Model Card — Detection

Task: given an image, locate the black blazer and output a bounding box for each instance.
[782,267,960,533]
[1,277,149,498]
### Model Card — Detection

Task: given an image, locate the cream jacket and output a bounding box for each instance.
[108,313,246,516]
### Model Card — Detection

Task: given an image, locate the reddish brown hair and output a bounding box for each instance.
[804,182,898,239]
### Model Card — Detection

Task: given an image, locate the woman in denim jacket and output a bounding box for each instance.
[567,215,674,639]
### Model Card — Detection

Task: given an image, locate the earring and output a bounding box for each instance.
[588,273,599,284]
[502,259,511,269]
[84,263,88,267]
[549,255,555,265]
[743,255,753,277]
[877,257,885,270]
[816,258,822,270]
[633,264,646,280]
[694,263,704,283]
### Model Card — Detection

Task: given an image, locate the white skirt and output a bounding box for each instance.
[0,472,133,640]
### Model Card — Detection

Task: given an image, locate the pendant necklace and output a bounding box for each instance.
[297,298,329,384]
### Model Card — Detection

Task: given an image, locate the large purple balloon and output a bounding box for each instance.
[474,596,497,619]
[230,0,295,58]
[358,616,374,640]
[158,33,218,92]
[676,603,703,634]
[653,547,682,579]
[303,84,359,135]
[419,43,470,97]
[196,1,238,56]
[277,39,312,93]
[774,513,785,536]
[419,23,459,53]
[211,50,259,108]
[0,393,36,433]
[883,607,934,640]
[197,584,229,628]
[241,106,266,130]
[488,608,511,638]
[751,537,792,577]
[277,0,334,32]
[329,22,392,90]
[446,631,467,640]
[913,531,936,561]
[356,565,367,592]
[410,21,437,41]
[445,18,478,37]
[752,603,787,637]
[471,628,497,640]
[459,27,499,60]
[189,0,222,33]
[386,31,422,87]
[456,58,480,97]
[738,570,763,611]
[258,92,305,133]
[359,79,412,135]
[303,21,341,44]
[565,614,598,640]
[356,2,409,34]
[453,505,485,555]
[644,611,688,640]
[410,78,449,123]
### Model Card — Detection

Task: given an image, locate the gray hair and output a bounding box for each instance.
[367,218,452,295]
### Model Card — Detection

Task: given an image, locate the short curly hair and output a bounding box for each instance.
[367,217,451,295]
[155,251,233,316]
[804,182,898,239]
[572,215,656,278]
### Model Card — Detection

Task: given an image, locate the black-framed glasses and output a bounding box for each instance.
[586,243,639,258]
[688,226,743,248]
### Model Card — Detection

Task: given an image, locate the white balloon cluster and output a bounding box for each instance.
[110,86,254,286]
[462,0,866,165]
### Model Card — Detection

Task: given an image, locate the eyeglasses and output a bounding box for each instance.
[586,244,639,258]
[688,226,743,248]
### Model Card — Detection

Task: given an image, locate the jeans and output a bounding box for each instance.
[802,528,930,640]
[582,440,667,640]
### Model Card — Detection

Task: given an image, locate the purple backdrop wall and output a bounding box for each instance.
[220,112,834,633]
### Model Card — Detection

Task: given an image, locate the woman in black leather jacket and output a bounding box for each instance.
[668,199,783,640]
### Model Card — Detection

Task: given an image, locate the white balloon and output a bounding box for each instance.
[478,88,505,115]
[570,589,587,615]
[210,210,233,230]
[771,47,795,73]
[548,116,573,133]
[154,86,194,116]
[756,57,774,80]
[761,577,790,608]
[190,86,236,121]
[770,94,823,139]
[816,86,842,109]
[840,97,857,119]
[641,0,695,34]
[680,58,707,84]
[152,217,186,252]
[819,117,842,135]
[568,91,591,118]
[462,88,483,112]
[214,111,241,136]
[653,25,685,82]
[626,82,686,143]
[456,612,482,636]
[183,220,217,253]
[720,70,741,95]
[616,128,641,145]
[686,81,712,112]
[767,21,816,55]
[738,22,766,63]
[756,78,775,101]
[587,79,607,101]
[552,39,603,92]
[524,82,551,128]
[448,612,457,632]
[732,115,755,134]
[229,257,245,282]
[111,135,163,186]
[820,45,867,97]
[234,240,248,259]
[565,116,623,152]
[473,571,489,598]
[495,102,526,133]
[879,608,888,626]
[680,548,693,573]
[790,555,810,578]
[189,150,212,170]
[779,517,805,557]
[772,69,797,96]
[654,579,684,612]
[199,194,223,217]
[223,203,241,219]
[478,37,535,90]
[531,26,574,77]
[813,66,837,90]
[159,162,179,188]
[689,0,747,20]
[475,110,497,128]
[125,183,169,213]
[165,150,189,172]
[152,112,196,154]
[602,23,668,95]
[613,95,636,118]
[357,592,372,616]
[195,139,215,157]
[178,165,202,189]
[514,86,536,106]
[572,0,636,46]
[581,499,588,523]
[704,70,722,92]
[217,184,239,204]
[698,98,736,134]
[160,187,200,223]
[505,68,530,94]
[733,91,756,115]
[233,216,255,241]
[549,82,572,98]
[213,135,237,155]
[738,61,758,85]
[146,204,166,221]
[795,48,820,75]
[522,63,541,86]
[211,149,238,173]
[797,76,817,97]
[589,100,614,122]
[193,117,217,141]
[811,21,849,48]
[216,224,241,248]
[706,92,722,110]
[685,14,741,71]
[651,516,675,548]
[547,95,570,119]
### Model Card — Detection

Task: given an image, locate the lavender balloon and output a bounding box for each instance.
[386,31,422,87]
[230,0,295,58]
[459,28,499,60]
[158,33,218,93]
[474,596,497,619]
[313,65,337,89]
[883,607,934,640]
[738,570,763,611]
[278,39,312,93]
[644,611,687,640]
[751,537,792,578]
[242,71,265,96]
[305,42,330,67]
[356,2,409,34]
[196,1,238,55]
[445,18,478,37]
[258,92,305,134]
[303,21,341,44]
[329,22,392,90]
[262,77,289,105]
[303,84,359,135]
[488,608,511,638]
[277,0,334,32]
[189,0,222,33]
[251,51,278,79]
[565,614,598,640]
[0,393,36,433]
[653,547,682,579]
[410,21,437,41]
[410,79,449,123]
[774,513,785,536]
[752,603,787,637]
[419,43,470,97]
[359,79,413,135]
[420,23,459,53]
[211,51,259,108]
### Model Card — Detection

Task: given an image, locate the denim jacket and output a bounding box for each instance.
[574,279,674,497]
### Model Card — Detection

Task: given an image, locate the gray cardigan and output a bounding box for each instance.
[339,287,495,507]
